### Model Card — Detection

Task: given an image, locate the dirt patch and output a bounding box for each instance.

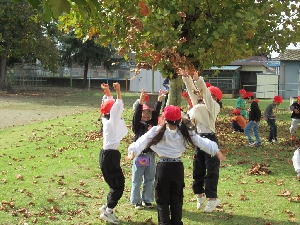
[0,87,99,129]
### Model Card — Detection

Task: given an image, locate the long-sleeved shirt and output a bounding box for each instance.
[128,126,220,158]
[248,101,261,122]
[264,103,276,119]
[102,97,128,150]
[182,76,220,133]
[290,102,300,119]
[292,148,300,173]
[235,97,247,118]
[132,101,162,153]
[230,115,246,129]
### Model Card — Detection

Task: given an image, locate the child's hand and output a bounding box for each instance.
[158,89,164,101]
[216,151,226,161]
[127,151,135,160]
[176,68,189,77]
[113,82,120,91]
[101,83,109,90]
[139,89,146,103]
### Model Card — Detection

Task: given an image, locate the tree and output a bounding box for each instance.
[25,0,300,105]
[0,0,60,91]
[59,32,115,88]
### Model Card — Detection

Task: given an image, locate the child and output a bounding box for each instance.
[243,92,262,147]
[182,91,193,111]
[99,83,128,224]
[292,147,300,180]
[130,89,163,209]
[230,109,246,132]
[127,105,225,224]
[264,95,282,143]
[132,93,149,111]
[235,89,248,119]
[289,96,300,140]
[178,68,223,213]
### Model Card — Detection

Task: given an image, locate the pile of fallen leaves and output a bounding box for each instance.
[248,163,271,175]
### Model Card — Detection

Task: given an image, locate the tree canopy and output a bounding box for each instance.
[24,0,300,74]
[0,0,60,90]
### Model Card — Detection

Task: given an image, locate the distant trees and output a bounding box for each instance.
[0,0,60,91]
[59,33,115,88]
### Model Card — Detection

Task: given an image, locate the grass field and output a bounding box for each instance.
[0,87,299,225]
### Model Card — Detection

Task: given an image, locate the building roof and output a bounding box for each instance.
[209,66,241,71]
[279,49,300,60]
[229,61,268,67]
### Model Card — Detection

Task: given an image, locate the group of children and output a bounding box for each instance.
[98,79,300,224]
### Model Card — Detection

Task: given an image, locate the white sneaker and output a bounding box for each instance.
[204,198,220,213]
[100,212,120,224]
[196,195,206,210]
[99,204,106,213]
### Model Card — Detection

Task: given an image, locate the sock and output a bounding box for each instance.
[106,207,113,214]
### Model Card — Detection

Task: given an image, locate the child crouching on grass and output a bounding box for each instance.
[292,147,300,181]
[230,109,246,132]
[99,82,128,225]
[127,105,225,225]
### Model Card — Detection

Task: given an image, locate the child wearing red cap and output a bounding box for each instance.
[264,95,282,143]
[177,68,223,213]
[230,109,246,132]
[182,91,193,111]
[243,92,262,147]
[130,89,164,209]
[127,105,225,225]
[289,96,300,140]
[235,89,248,119]
[99,83,128,224]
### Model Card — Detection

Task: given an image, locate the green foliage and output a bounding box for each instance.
[0,0,60,89]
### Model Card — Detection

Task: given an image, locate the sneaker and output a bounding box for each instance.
[290,135,295,140]
[143,202,154,208]
[256,143,262,147]
[99,204,107,213]
[100,212,120,224]
[272,139,278,143]
[196,195,206,210]
[135,201,144,209]
[204,198,220,213]
[247,142,255,147]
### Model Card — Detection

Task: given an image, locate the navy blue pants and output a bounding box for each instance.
[231,121,244,132]
[267,119,277,141]
[99,149,125,209]
[192,133,220,198]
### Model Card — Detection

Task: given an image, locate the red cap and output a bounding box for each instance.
[243,92,254,99]
[232,109,240,115]
[163,105,181,122]
[142,104,150,110]
[208,86,222,101]
[205,82,212,88]
[144,93,149,102]
[100,99,115,114]
[239,89,246,95]
[297,96,300,100]
[273,95,282,103]
[182,91,188,97]
[255,99,259,103]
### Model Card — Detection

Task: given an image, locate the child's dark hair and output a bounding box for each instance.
[147,119,195,148]
[100,114,110,132]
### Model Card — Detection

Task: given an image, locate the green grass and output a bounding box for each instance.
[0,88,299,225]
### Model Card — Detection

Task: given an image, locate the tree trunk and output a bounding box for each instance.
[82,56,89,88]
[167,75,183,107]
[0,50,8,90]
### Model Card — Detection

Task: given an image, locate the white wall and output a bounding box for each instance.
[129,69,165,93]
[256,74,279,98]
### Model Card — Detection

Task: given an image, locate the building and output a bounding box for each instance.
[279,49,300,98]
